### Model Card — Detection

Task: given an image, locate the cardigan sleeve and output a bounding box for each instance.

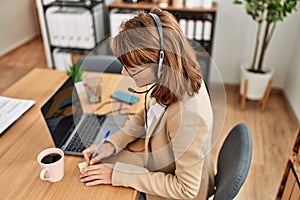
[111,109,212,199]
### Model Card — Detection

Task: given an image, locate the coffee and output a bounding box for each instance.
[38,148,64,182]
[41,153,62,164]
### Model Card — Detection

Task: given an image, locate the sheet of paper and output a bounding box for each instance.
[0,96,35,135]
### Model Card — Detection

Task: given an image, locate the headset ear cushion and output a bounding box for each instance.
[157,64,162,80]
[155,65,159,79]
[157,50,164,80]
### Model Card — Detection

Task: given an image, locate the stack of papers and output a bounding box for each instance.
[0,96,35,135]
[45,6,105,49]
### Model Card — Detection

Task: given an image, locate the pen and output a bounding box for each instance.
[91,130,111,160]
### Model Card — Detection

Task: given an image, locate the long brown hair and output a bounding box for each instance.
[110,8,203,106]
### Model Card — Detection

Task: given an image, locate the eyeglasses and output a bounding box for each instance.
[123,65,152,78]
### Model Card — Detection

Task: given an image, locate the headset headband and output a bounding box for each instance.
[148,13,164,80]
[148,13,164,52]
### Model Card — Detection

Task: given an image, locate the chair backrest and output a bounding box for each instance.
[213,123,252,200]
[77,55,123,74]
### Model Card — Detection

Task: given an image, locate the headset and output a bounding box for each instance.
[127,12,165,128]
[148,12,164,81]
[128,12,164,94]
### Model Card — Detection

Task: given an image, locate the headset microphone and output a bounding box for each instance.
[127,84,157,94]
[127,87,137,93]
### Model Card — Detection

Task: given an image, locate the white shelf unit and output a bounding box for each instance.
[36,0,109,70]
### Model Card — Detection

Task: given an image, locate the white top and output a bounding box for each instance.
[146,97,165,130]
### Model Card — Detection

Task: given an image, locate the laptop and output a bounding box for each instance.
[41,76,127,156]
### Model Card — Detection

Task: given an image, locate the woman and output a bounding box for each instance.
[80,8,215,200]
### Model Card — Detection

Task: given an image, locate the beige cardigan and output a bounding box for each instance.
[106,84,215,200]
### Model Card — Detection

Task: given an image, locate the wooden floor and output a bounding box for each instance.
[0,37,299,200]
[0,37,47,93]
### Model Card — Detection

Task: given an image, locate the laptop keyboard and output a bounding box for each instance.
[65,114,106,153]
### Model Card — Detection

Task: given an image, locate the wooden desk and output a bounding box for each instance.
[0,68,140,200]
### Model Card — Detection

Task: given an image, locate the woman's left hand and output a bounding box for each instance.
[80,163,114,186]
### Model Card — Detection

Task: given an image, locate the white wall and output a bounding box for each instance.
[0,0,38,56]
[283,18,300,122]
[211,1,300,89]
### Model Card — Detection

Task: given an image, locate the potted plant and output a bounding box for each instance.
[67,64,84,82]
[233,0,298,107]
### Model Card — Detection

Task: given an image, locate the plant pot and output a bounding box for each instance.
[240,64,274,100]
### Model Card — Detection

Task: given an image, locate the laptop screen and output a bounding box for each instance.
[41,76,83,148]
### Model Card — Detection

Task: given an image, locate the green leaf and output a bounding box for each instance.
[232,0,299,72]
[66,64,84,82]
[233,0,243,4]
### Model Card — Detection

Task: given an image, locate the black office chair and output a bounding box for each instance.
[213,123,252,200]
[77,55,123,74]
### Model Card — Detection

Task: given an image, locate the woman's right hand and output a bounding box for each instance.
[82,142,115,165]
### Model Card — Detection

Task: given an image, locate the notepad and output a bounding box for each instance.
[78,161,88,171]
[0,96,35,135]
